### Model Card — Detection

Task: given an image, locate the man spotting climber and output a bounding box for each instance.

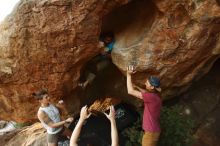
[126,65,162,146]
[33,89,73,146]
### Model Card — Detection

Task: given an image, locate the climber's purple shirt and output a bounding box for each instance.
[142,92,162,132]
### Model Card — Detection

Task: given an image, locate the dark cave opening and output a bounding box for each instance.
[78,60,127,105]
[101,0,157,49]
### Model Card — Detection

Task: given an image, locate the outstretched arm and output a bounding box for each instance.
[38,111,73,128]
[70,105,91,146]
[104,106,119,146]
[126,66,142,99]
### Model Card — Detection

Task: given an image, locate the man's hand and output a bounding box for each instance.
[97,41,105,48]
[65,117,74,123]
[56,99,65,110]
[104,106,116,121]
[58,100,64,104]
[127,65,136,74]
[79,105,91,122]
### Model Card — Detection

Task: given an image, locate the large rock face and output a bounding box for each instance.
[109,0,220,97]
[0,0,220,122]
[0,123,47,146]
[0,0,130,122]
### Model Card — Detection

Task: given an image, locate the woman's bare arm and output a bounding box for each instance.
[70,106,91,146]
[104,106,119,146]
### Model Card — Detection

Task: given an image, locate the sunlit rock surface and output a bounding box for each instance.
[0,0,220,123]
[0,123,47,146]
[110,0,220,98]
[0,0,130,122]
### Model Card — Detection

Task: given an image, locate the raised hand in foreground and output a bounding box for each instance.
[104,106,119,146]
[70,105,91,146]
[104,105,116,121]
[79,105,91,122]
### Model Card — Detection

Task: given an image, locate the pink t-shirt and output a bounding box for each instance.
[142,92,162,132]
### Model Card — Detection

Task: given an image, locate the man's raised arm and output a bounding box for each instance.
[126,66,142,99]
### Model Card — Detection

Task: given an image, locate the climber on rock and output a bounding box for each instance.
[33,89,73,146]
[78,60,98,89]
[126,65,162,146]
[99,31,115,59]
[78,32,115,89]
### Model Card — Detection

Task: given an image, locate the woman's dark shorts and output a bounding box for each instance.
[47,128,64,144]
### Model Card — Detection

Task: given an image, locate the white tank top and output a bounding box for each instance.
[38,104,63,134]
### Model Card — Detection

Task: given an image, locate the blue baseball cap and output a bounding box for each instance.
[148,76,160,88]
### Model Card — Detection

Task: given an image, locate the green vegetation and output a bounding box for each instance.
[158,106,195,146]
[122,106,195,146]
[122,117,144,146]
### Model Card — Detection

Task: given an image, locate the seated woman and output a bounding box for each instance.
[70,105,119,146]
